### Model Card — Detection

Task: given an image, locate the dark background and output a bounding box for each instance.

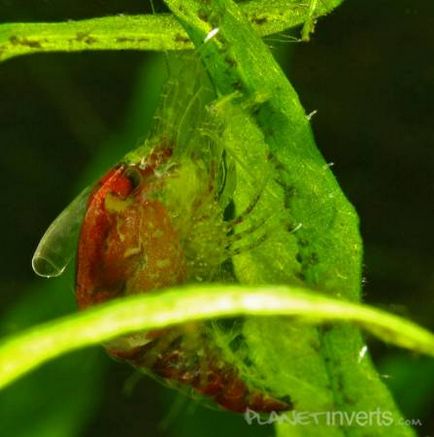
[0,0,433,436]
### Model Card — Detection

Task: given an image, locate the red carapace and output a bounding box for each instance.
[76,147,291,413]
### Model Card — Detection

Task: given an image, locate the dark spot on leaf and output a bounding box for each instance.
[243,356,254,367]
[308,252,319,265]
[225,55,237,68]
[198,8,209,21]
[252,16,268,25]
[275,179,296,210]
[76,32,98,44]
[271,158,286,172]
[295,271,305,281]
[298,238,309,247]
[174,33,190,43]
[9,35,42,48]
[8,35,18,45]
[233,80,243,91]
[115,36,149,44]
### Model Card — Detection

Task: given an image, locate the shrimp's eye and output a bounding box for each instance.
[123,166,143,193]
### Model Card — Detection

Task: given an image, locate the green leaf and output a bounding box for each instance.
[0,0,343,63]
[161,0,421,435]
[1,1,428,436]
[0,285,433,390]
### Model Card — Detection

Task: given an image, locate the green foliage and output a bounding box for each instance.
[162,1,421,434]
[0,1,432,437]
[0,0,342,62]
[1,284,433,390]
[0,271,106,437]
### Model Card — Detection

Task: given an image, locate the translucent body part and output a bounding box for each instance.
[32,188,90,277]
[31,54,292,412]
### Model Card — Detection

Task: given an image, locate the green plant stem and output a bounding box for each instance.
[0,0,343,63]
[0,285,433,391]
[162,1,419,435]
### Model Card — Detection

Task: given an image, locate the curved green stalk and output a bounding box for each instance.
[0,284,432,391]
[1,1,427,436]
[0,0,343,63]
[162,1,421,435]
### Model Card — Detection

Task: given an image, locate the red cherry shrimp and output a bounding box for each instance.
[75,142,291,413]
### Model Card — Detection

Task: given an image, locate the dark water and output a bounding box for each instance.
[0,0,432,436]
